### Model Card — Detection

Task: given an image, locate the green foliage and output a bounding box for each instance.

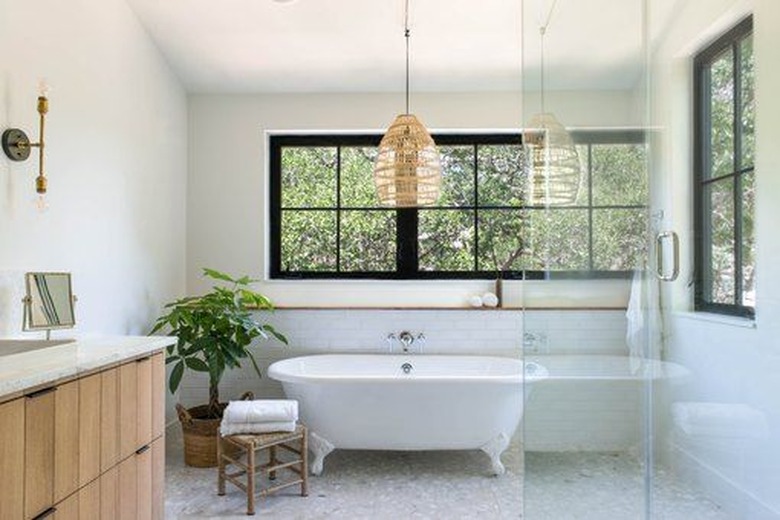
[703,33,755,306]
[150,268,287,416]
[278,138,649,275]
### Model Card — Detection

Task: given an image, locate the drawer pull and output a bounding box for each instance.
[32,507,57,520]
[136,444,151,455]
[26,386,56,399]
[136,356,151,363]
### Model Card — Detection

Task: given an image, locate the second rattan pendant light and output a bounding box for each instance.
[373,0,442,207]
[525,0,581,206]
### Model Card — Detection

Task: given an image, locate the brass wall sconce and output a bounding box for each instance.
[2,92,49,195]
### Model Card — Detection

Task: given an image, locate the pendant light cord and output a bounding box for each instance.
[539,0,559,115]
[405,0,411,115]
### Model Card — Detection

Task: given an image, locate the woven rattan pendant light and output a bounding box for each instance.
[525,0,581,206]
[373,0,441,207]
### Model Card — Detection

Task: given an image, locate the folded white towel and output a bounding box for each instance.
[671,402,769,439]
[223,400,298,424]
[220,421,297,436]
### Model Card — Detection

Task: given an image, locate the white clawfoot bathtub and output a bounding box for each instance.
[268,354,548,476]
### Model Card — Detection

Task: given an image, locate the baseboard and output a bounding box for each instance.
[669,440,780,519]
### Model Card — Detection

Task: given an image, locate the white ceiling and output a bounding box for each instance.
[126,0,662,94]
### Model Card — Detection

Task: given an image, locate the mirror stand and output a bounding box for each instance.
[21,272,77,338]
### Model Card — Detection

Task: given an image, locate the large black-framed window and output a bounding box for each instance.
[269,131,647,280]
[694,16,755,318]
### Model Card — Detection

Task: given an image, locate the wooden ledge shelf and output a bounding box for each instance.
[267,306,627,311]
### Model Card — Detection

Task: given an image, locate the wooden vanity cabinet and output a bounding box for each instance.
[0,398,24,520]
[0,349,166,520]
[24,387,56,519]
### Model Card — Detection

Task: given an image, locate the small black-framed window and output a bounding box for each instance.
[693,16,755,318]
[269,131,647,280]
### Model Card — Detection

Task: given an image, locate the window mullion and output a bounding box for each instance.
[733,40,744,306]
[336,146,342,273]
[397,208,418,277]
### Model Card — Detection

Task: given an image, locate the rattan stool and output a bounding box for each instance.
[217,424,309,515]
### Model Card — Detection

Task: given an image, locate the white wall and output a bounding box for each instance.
[0,0,188,337]
[187,90,640,308]
[649,0,780,517]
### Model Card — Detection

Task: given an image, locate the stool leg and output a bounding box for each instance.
[268,445,277,481]
[247,445,256,515]
[301,432,309,497]
[217,436,226,496]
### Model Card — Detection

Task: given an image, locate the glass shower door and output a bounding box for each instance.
[520,0,655,517]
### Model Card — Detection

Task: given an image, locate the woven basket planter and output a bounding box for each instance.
[176,391,253,468]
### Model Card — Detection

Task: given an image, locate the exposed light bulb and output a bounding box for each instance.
[38,79,50,98]
[33,194,49,213]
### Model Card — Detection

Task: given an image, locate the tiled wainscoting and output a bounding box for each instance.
[177,308,639,451]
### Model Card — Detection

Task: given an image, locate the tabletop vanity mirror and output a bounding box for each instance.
[22,272,76,338]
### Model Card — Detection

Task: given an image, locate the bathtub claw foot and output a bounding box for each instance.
[309,431,334,476]
[480,433,510,476]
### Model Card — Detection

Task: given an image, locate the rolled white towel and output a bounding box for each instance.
[671,402,769,439]
[223,399,298,425]
[220,421,297,436]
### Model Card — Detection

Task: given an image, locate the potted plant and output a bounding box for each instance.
[151,268,287,467]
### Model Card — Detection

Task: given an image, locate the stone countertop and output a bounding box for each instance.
[0,336,175,402]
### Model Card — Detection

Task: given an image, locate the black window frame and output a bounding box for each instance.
[693,16,755,318]
[269,130,647,280]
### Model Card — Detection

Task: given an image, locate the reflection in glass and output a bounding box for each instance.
[340,211,396,272]
[709,48,734,179]
[477,210,525,271]
[592,209,646,270]
[706,180,735,303]
[340,147,380,207]
[742,172,755,306]
[524,209,589,271]
[281,210,337,271]
[477,144,525,207]
[419,210,475,271]
[438,145,475,207]
[281,147,337,208]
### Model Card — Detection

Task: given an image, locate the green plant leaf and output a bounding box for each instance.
[185,357,210,372]
[203,267,235,283]
[169,360,184,394]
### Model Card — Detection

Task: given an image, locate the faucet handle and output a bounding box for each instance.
[386,333,397,347]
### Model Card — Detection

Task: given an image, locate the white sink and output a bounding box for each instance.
[0,339,75,357]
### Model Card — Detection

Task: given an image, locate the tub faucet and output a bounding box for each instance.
[399,331,414,352]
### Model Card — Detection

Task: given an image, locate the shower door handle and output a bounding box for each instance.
[655,231,679,282]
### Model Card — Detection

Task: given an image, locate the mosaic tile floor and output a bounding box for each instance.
[165,427,730,519]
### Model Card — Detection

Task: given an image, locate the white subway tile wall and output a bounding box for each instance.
[178,309,639,451]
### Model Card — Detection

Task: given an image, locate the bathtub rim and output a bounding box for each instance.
[268,354,549,385]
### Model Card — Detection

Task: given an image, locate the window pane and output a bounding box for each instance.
[477,210,525,271]
[740,35,755,169]
[281,147,337,208]
[341,146,381,207]
[592,144,648,206]
[705,180,735,304]
[477,144,524,206]
[524,209,589,271]
[592,209,647,270]
[438,145,475,207]
[709,48,735,179]
[340,211,396,272]
[281,210,337,271]
[742,173,755,307]
[419,210,475,271]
